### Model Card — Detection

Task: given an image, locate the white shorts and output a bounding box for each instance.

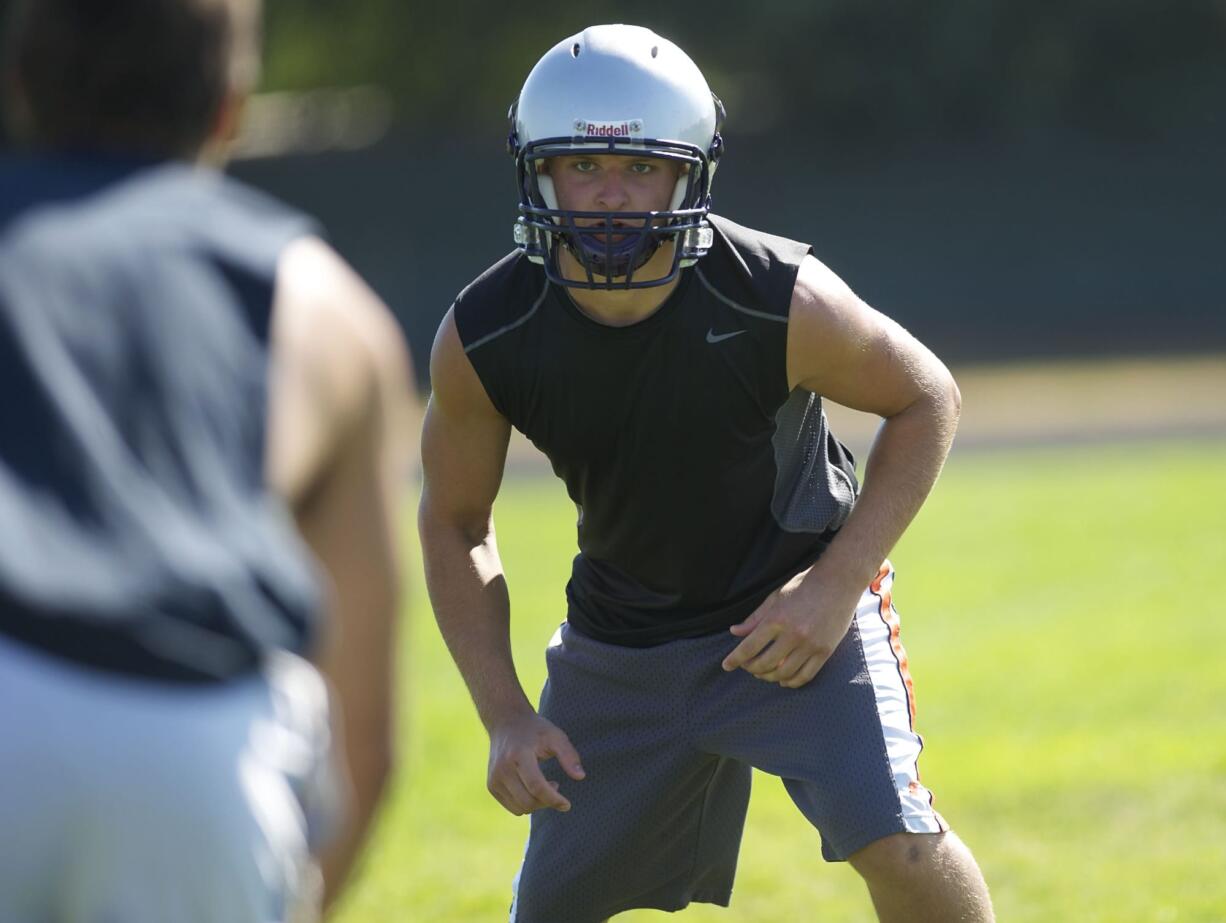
[0,634,341,923]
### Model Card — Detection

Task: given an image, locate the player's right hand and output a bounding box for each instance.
[487,712,586,815]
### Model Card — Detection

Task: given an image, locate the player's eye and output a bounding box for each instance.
[628,161,654,174]
[573,160,598,173]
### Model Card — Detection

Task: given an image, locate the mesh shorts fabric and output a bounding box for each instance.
[509,563,946,923]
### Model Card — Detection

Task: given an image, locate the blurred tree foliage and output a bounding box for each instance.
[263,0,1226,146]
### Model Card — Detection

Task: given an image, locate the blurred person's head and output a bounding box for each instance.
[2,0,261,162]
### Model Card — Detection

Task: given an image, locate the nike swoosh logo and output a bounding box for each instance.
[706,328,746,344]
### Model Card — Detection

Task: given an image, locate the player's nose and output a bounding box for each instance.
[593,170,630,210]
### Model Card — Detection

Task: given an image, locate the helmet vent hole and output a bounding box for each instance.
[651,45,659,58]
[571,43,581,57]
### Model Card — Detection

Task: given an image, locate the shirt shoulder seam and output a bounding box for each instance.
[694,265,788,324]
[462,279,551,354]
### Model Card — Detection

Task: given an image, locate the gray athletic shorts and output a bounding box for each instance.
[510,563,947,923]
[0,634,340,923]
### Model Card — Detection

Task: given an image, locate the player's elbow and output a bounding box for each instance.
[418,490,494,553]
[941,367,962,422]
[896,362,960,442]
[913,352,960,421]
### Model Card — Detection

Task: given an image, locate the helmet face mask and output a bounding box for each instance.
[515,139,713,289]
[508,25,723,291]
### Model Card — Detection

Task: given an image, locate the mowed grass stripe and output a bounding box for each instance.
[332,438,1225,923]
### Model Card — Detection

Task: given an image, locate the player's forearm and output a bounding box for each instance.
[819,377,961,588]
[419,514,536,731]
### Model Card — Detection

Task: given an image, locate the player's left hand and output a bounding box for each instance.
[721,567,862,688]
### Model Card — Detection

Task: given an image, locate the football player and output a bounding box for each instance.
[419,23,993,923]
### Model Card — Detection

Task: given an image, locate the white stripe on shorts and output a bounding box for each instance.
[508,833,531,922]
[855,562,947,835]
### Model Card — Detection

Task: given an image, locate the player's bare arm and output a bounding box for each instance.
[419,311,586,815]
[723,254,961,688]
[267,236,414,907]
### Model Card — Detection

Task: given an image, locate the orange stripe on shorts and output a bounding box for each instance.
[871,563,916,727]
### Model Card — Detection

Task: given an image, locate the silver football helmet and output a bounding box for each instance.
[507,24,725,289]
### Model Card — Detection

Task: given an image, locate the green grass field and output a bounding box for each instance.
[333,438,1226,922]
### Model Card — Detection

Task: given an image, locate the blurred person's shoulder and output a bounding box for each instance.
[1,153,315,278]
[272,239,410,429]
[267,233,413,507]
[275,236,404,372]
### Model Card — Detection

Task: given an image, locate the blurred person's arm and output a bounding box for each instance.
[418,312,584,817]
[266,236,415,910]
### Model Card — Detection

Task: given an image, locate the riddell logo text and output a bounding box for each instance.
[579,119,644,137]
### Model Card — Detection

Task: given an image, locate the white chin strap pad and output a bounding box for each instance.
[537,173,560,211]
[668,175,688,212]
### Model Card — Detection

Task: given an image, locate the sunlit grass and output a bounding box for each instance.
[334,438,1226,922]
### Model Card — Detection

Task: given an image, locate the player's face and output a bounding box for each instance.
[545,154,682,229]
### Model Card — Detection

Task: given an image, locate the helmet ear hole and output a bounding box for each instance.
[505,100,520,157]
[710,94,727,164]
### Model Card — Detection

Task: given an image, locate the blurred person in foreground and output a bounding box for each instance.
[419,24,994,923]
[0,0,413,919]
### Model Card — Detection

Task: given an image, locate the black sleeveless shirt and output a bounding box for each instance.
[0,154,321,682]
[455,215,858,646]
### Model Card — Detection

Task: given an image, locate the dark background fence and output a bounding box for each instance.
[6,0,1224,383]
[245,0,1226,383]
[232,129,1226,385]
